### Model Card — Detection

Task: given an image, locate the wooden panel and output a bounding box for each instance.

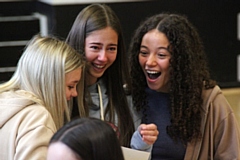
[222,88,240,126]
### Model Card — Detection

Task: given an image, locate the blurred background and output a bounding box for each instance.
[0,0,239,124]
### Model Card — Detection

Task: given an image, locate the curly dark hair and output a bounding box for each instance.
[129,13,216,143]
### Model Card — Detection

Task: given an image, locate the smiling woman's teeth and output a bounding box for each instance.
[147,70,159,74]
[94,64,104,69]
[146,70,161,79]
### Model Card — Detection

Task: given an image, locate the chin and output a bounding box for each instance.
[147,84,159,91]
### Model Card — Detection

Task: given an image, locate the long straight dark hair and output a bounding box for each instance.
[66,4,134,147]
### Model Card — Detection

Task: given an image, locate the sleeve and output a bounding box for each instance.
[126,95,142,130]
[213,93,240,159]
[15,105,56,160]
[127,95,153,153]
[130,127,153,152]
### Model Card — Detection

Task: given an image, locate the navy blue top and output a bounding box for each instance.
[144,87,186,160]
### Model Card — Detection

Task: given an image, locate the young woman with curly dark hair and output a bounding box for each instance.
[129,13,240,159]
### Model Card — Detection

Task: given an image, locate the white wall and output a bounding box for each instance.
[38,0,147,5]
[0,0,31,2]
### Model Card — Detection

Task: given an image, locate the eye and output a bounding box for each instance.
[157,48,170,59]
[139,50,148,57]
[157,53,167,59]
[107,45,117,53]
[68,86,74,89]
[90,45,101,51]
[108,47,117,51]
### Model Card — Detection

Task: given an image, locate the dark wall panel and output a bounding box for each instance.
[1,0,239,88]
[36,0,240,88]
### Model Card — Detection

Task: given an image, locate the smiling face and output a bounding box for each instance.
[138,29,171,93]
[85,26,118,85]
[65,67,82,101]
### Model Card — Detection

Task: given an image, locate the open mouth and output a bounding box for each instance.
[146,70,161,80]
[93,63,105,69]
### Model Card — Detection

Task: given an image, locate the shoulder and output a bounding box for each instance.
[202,85,235,120]
[202,85,221,101]
[202,85,223,109]
[14,104,56,160]
[17,104,56,133]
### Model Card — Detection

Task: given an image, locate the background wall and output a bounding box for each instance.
[1,0,240,88]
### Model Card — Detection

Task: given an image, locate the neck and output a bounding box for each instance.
[86,73,98,86]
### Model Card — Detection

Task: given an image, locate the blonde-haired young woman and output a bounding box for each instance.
[0,34,85,160]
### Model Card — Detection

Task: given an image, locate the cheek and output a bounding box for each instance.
[106,53,117,66]
[84,50,96,62]
[162,62,171,78]
[65,87,70,98]
[109,54,117,63]
[158,58,170,69]
[138,56,145,68]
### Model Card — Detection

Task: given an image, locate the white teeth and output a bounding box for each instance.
[146,70,159,74]
[94,64,104,69]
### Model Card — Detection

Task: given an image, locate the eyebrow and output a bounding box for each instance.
[140,45,171,54]
[89,42,102,45]
[158,47,169,50]
[140,46,169,50]
[89,42,117,46]
[71,80,79,83]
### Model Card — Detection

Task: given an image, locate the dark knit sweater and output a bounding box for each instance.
[144,87,186,160]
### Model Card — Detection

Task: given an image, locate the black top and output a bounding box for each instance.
[144,87,186,160]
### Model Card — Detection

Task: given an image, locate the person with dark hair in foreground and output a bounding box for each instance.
[47,117,124,160]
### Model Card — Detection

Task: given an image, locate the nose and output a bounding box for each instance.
[98,50,107,62]
[71,89,78,97]
[146,54,157,66]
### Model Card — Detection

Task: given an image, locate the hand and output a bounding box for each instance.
[138,124,158,145]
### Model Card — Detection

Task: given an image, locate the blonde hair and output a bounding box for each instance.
[0,34,85,129]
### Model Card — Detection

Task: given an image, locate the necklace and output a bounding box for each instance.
[97,83,104,121]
